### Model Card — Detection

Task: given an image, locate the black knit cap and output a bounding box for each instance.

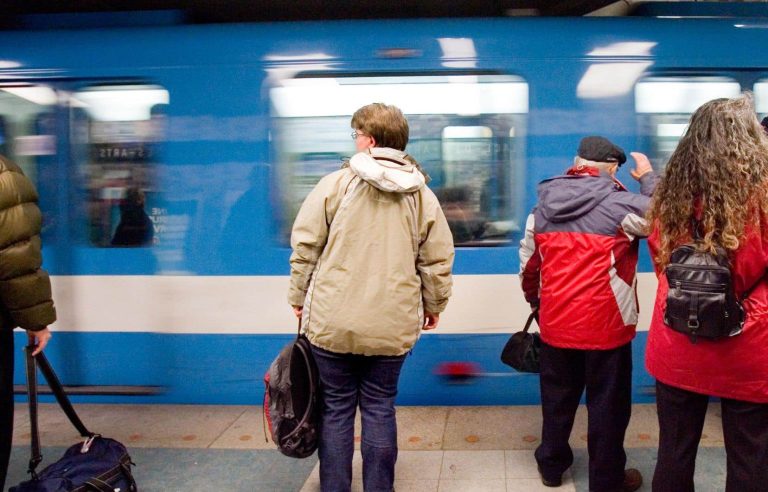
[577,136,626,166]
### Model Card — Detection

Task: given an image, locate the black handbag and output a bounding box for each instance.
[500,311,541,373]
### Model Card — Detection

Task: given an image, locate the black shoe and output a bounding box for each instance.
[538,466,562,487]
[620,468,643,492]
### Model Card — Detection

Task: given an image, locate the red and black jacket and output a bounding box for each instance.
[519,166,656,350]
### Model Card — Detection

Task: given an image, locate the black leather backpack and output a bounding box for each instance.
[663,242,745,343]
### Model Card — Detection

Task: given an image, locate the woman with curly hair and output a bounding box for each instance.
[645,95,768,492]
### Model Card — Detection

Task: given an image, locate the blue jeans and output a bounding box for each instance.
[310,344,406,492]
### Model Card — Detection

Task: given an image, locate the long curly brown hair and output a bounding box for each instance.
[647,94,768,268]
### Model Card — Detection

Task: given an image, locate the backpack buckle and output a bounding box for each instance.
[687,318,700,344]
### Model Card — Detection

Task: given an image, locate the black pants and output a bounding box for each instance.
[653,380,768,492]
[0,328,14,491]
[535,341,633,492]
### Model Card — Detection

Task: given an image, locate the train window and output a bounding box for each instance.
[0,84,57,186]
[635,77,740,169]
[70,85,168,248]
[270,74,528,246]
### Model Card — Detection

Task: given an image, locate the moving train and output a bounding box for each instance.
[2,10,768,404]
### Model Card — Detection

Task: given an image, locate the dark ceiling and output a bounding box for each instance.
[5,0,621,24]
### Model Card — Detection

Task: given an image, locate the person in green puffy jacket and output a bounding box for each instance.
[0,154,57,491]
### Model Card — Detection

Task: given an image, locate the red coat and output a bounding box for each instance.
[645,214,768,403]
[520,168,656,350]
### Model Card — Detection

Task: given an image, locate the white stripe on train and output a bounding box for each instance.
[47,273,658,334]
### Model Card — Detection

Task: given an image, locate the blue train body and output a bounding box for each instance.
[1,15,767,404]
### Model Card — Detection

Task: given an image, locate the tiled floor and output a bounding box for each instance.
[6,403,728,491]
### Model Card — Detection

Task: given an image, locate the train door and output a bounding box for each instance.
[0,81,168,396]
[69,84,168,253]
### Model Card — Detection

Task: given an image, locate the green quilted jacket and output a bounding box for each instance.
[0,155,56,331]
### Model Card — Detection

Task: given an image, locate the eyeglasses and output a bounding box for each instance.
[351,131,367,140]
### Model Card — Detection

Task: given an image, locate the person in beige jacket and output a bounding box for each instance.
[288,103,454,492]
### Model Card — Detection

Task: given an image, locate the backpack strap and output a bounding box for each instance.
[690,216,765,302]
[691,217,704,242]
[24,346,95,476]
[262,388,269,443]
[280,337,318,444]
[24,346,42,478]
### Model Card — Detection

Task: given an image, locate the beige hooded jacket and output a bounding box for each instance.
[288,147,454,356]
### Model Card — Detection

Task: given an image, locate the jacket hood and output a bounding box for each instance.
[349,147,426,193]
[538,172,616,223]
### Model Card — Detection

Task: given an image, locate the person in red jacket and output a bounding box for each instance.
[520,137,655,491]
[646,95,768,492]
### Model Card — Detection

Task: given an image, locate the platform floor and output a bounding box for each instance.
[6,403,728,491]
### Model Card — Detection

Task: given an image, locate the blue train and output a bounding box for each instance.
[2,13,768,405]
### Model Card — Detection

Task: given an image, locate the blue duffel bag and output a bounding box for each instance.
[10,346,137,492]
[11,437,136,492]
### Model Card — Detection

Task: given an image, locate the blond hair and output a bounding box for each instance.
[351,103,409,151]
[647,94,768,268]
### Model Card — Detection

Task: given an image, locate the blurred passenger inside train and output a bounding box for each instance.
[519,137,656,492]
[645,95,768,492]
[111,187,153,247]
[435,186,486,244]
[288,103,454,492]
[0,154,56,491]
